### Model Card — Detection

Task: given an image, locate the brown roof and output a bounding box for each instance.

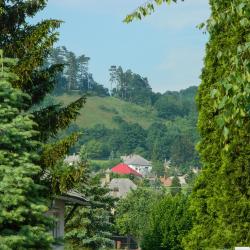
[109,178,137,198]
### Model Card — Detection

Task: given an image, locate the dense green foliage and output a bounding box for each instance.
[0,55,52,249]
[115,186,192,250]
[75,116,199,172]
[110,66,154,105]
[51,84,199,173]
[115,187,163,242]
[141,194,192,250]
[124,0,180,23]
[185,1,250,248]
[65,147,116,250]
[124,0,250,248]
[155,87,197,120]
[0,1,86,194]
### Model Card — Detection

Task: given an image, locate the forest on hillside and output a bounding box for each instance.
[44,47,200,173]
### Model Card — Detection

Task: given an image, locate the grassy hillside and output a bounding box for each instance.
[56,94,162,129]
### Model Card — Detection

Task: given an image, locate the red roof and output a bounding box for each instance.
[111,163,142,177]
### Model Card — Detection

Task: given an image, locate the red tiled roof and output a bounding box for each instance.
[111,163,142,177]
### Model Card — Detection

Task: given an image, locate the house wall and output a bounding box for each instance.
[129,164,152,176]
[47,199,65,239]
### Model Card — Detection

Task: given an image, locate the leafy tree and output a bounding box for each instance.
[154,94,182,119]
[170,176,181,196]
[0,54,52,249]
[64,50,78,90]
[111,122,147,155]
[185,1,250,248]
[147,122,170,161]
[85,139,109,159]
[115,187,162,243]
[141,194,192,250]
[65,146,116,250]
[152,161,165,177]
[154,87,198,120]
[170,135,197,171]
[126,0,250,248]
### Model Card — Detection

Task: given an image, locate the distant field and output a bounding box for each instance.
[55,94,162,129]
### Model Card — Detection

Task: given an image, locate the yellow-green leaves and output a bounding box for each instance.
[124,0,180,23]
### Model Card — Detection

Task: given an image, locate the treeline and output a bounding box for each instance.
[110,65,197,120]
[64,112,200,173]
[49,49,197,121]
[47,47,109,96]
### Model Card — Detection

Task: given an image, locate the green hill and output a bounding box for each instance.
[55,94,163,129]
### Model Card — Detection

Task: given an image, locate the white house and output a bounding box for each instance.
[121,154,152,177]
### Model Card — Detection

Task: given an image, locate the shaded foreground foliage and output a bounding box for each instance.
[0,55,52,248]
[124,0,250,248]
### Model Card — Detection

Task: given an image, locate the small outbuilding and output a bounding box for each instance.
[47,190,88,250]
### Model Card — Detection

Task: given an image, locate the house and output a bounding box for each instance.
[109,178,137,198]
[121,154,152,177]
[46,155,87,249]
[47,190,88,250]
[111,163,142,177]
[48,191,87,249]
[64,154,80,166]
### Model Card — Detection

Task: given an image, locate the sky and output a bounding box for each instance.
[34,0,210,93]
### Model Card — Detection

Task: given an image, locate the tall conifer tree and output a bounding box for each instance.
[0,52,52,249]
[0,0,86,191]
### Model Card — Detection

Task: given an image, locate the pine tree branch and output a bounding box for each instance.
[24,64,64,105]
[33,96,86,141]
[40,133,79,169]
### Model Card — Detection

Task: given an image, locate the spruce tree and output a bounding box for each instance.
[0,0,86,191]
[0,53,52,249]
[65,147,116,250]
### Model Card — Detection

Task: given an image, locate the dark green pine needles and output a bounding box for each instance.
[0,55,53,249]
